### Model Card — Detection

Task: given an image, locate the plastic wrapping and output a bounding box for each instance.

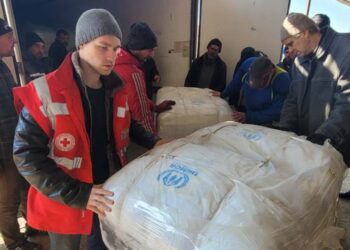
[101,122,346,250]
[156,87,233,138]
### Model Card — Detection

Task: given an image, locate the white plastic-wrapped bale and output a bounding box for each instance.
[156,87,233,138]
[100,122,346,250]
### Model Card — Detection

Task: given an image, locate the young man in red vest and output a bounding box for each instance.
[13,9,160,249]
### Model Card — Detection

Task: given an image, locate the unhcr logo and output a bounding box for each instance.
[240,130,263,141]
[157,162,198,189]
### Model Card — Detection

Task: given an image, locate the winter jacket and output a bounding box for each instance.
[221,57,257,106]
[0,60,18,167]
[12,52,159,234]
[184,53,227,92]
[143,58,159,99]
[114,48,157,135]
[241,66,290,125]
[279,27,350,159]
[48,40,68,70]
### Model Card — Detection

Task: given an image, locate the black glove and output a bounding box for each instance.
[306,133,328,145]
[155,100,176,113]
[307,134,350,167]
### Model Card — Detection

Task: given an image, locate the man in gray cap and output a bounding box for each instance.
[278,13,350,193]
[12,9,161,249]
[0,17,42,250]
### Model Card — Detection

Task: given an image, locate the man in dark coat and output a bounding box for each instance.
[22,32,51,82]
[279,13,350,197]
[184,38,227,92]
[0,18,41,250]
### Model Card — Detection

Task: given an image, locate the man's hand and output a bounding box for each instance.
[232,111,246,123]
[155,100,176,113]
[87,185,114,218]
[210,90,221,97]
[153,74,161,84]
[154,138,173,147]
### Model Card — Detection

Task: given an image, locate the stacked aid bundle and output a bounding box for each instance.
[101,122,346,250]
[156,87,233,138]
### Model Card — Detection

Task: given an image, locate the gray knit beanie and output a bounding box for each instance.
[75,9,122,49]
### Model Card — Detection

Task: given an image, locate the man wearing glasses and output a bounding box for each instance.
[185,38,227,92]
[278,13,350,194]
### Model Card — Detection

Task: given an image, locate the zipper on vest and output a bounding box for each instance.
[82,210,85,218]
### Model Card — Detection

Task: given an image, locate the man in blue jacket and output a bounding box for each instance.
[220,56,257,106]
[214,56,290,125]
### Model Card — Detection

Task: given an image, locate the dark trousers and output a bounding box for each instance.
[0,160,29,247]
[48,233,81,250]
[87,214,108,250]
[48,214,107,250]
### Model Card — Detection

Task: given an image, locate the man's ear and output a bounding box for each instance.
[301,31,308,38]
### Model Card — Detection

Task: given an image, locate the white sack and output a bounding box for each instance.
[101,122,346,250]
[156,87,233,138]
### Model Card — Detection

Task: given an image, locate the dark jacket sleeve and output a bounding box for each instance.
[211,59,227,92]
[129,118,160,149]
[278,63,300,132]
[316,55,350,156]
[184,59,200,87]
[221,57,255,105]
[48,43,66,70]
[13,107,92,209]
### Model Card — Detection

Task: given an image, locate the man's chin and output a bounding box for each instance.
[99,69,113,76]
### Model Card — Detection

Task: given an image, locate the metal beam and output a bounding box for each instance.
[2,0,26,86]
[337,0,350,7]
[190,0,202,65]
[305,0,311,15]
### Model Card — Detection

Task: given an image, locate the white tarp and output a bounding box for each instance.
[156,87,233,138]
[101,122,346,250]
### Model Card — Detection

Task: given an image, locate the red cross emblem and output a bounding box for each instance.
[60,138,71,147]
[55,133,75,152]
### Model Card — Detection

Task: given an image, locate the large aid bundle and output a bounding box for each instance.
[156,87,233,138]
[101,122,346,250]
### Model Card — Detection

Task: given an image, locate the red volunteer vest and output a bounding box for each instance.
[13,55,131,234]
